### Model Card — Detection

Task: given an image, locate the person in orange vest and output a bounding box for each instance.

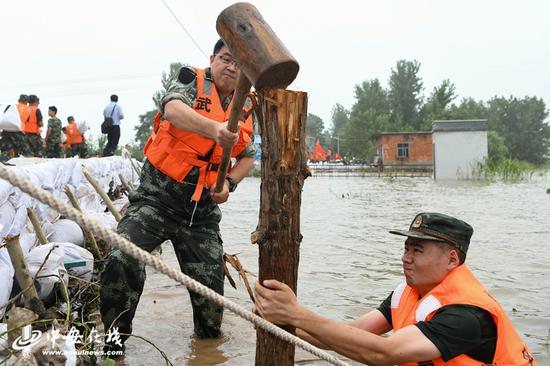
[99,39,255,356]
[61,126,71,157]
[24,94,44,157]
[0,94,32,158]
[254,213,537,366]
[66,116,87,158]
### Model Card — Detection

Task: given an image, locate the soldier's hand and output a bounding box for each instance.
[215,122,239,149]
[210,179,230,204]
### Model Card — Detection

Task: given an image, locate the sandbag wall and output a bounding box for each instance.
[0,156,140,317]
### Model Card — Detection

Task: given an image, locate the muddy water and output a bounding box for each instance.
[125,175,550,365]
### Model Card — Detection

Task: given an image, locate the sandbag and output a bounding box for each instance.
[0,104,22,132]
[49,219,84,246]
[0,201,15,238]
[0,267,14,319]
[54,242,94,282]
[76,120,89,135]
[25,244,67,300]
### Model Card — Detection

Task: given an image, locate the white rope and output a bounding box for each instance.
[0,164,350,366]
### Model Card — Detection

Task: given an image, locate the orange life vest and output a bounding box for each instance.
[17,103,30,131]
[390,265,536,366]
[67,123,84,144]
[144,67,254,202]
[24,106,41,134]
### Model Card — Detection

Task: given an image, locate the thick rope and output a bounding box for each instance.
[0,164,350,366]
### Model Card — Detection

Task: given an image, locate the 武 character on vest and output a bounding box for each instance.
[24,94,44,157]
[99,39,256,357]
[254,213,537,366]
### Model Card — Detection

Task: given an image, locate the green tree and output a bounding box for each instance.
[447,98,487,120]
[134,62,184,150]
[487,131,509,165]
[420,79,456,129]
[487,96,550,164]
[329,103,349,154]
[306,113,325,138]
[342,79,391,160]
[388,60,424,130]
[86,134,107,157]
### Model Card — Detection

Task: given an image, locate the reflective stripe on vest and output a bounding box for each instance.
[143,67,253,202]
[390,265,536,366]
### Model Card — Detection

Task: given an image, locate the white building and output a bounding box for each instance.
[432,120,488,180]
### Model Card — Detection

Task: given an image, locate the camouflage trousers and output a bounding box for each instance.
[70,142,87,158]
[99,199,225,350]
[45,142,62,158]
[0,131,32,158]
[25,133,43,157]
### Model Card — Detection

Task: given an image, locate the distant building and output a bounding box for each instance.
[375,132,433,169]
[432,119,488,180]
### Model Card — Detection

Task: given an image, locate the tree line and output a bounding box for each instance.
[308,60,550,165]
[133,60,550,165]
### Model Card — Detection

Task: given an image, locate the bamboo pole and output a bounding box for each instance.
[26,208,48,245]
[118,173,134,192]
[253,89,309,366]
[82,167,122,222]
[64,186,103,259]
[5,236,46,315]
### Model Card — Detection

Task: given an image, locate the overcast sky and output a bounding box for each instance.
[1,0,549,146]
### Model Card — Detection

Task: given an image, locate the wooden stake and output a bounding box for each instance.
[118,173,134,192]
[64,186,103,259]
[26,208,48,245]
[82,167,122,222]
[5,236,46,315]
[253,89,309,366]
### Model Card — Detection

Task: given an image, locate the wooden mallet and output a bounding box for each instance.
[214,2,299,192]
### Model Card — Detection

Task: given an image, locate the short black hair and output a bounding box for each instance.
[48,106,57,113]
[28,94,39,104]
[67,116,75,122]
[213,39,225,55]
[19,94,28,103]
[110,94,118,102]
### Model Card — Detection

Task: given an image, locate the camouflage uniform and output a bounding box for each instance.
[71,142,87,158]
[45,117,62,158]
[100,65,256,350]
[0,130,32,160]
[26,133,43,157]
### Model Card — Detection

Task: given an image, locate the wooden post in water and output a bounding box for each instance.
[252,89,309,366]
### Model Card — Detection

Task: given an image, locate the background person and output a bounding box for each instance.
[254,212,537,366]
[24,94,44,157]
[45,106,63,158]
[66,116,87,158]
[102,94,124,156]
[0,94,32,159]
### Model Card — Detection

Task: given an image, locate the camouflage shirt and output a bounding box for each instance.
[46,117,62,144]
[134,65,256,224]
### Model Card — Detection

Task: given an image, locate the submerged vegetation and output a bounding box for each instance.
[472,158,549,182]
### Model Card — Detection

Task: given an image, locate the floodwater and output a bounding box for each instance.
[125,173,550,365]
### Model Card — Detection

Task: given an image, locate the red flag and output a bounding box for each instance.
[334,152,342,161]
[315,139,326,161]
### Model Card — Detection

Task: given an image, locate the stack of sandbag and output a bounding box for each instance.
[0,104,22,132]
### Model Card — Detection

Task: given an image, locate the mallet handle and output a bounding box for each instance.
[214,74,252,192]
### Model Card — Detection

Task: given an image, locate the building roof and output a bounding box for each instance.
[432,119,488,132]
[377,131,432,136]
